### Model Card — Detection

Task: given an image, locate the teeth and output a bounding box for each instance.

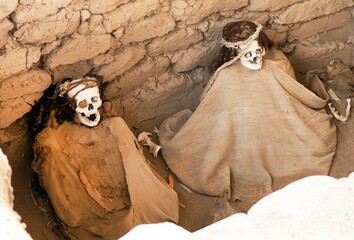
[328,98,351,123]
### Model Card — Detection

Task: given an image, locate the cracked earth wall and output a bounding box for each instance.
[0,0,353,143]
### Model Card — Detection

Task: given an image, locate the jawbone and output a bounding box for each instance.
[328,99,351,123]
[241,60,263,70]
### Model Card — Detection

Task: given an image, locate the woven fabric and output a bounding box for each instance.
[159,49,337,202]
[33,117,179,239]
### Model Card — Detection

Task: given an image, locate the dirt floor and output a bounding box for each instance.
[2,83,354,240]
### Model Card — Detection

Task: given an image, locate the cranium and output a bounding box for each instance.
[239,40,265,70]
[66,77,102,127]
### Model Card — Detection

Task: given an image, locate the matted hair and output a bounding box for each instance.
[208,21,272,73]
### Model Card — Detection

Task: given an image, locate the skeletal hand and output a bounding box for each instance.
[137,132,162,157]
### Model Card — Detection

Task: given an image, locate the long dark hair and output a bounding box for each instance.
[208,21,272,73]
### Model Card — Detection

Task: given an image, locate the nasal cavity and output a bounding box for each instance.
[88,114,96,121]
[88,103,94,110]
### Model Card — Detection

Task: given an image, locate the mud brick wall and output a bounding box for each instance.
[0,0,353,143]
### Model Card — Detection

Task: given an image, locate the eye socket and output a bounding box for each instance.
[78,100,87,108]
[91,96,99,103]
[256,47,263,54]
[244,52,252,58]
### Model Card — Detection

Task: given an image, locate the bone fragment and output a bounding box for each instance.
[137,131,162,157]
[153,127,159,136]
[178,183,193,193]
[327,88,341,103]
[137,131,152,141]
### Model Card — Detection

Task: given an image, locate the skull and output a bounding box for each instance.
[239,40,265,70]
[67,77,102,127]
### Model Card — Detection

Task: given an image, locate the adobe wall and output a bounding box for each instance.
[0,0,353,141]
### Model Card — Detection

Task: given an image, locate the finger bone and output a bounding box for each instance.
[153,127,160,136]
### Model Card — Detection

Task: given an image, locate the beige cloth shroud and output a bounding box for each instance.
[32,117,179,239]
[159,49,337,202]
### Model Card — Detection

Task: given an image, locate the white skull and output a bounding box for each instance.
[239,40,265,70]
[67,78,102,127]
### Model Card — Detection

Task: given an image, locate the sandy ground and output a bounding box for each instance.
[2,87,354,240]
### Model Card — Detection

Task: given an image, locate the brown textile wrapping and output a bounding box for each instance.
[32,117,179,239]
[159,49,337,202]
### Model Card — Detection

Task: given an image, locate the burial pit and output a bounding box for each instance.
[0,0,353,239]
